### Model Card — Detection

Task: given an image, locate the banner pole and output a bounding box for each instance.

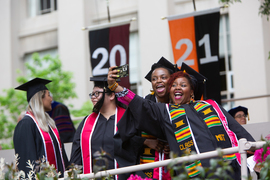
[106,0,111,23]
[192,0,196,11]
[82,18,136,31]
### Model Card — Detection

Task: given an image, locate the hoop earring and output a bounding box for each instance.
[150,89,155,95]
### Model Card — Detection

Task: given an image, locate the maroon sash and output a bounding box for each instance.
[81,107,125,174]
[26,111,65,171]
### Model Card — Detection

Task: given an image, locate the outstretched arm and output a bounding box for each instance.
[107,66,136,106]
[108,66,124,93]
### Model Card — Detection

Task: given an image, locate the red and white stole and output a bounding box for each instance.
[26,111,65,171]
[81,106,125,175]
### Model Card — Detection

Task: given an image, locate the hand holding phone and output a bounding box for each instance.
[113,64,129,78]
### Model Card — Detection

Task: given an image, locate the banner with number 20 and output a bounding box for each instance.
[89,24,130,89]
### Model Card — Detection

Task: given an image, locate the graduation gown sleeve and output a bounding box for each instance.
[14,116,44,174]
[69,117,86,166]
[118,95,169,143]
[50,102,76,143]
[14,115,66,176]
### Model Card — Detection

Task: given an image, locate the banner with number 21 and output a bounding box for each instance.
[168,8,221,103]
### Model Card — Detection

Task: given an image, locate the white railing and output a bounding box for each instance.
[60,139,266,180]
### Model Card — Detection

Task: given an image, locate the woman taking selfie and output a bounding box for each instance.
[108,63,255,179]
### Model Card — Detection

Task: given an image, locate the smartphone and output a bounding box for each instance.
[113,64,129,78]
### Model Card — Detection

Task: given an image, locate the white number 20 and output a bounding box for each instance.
[176,34,218,66]
[92,44,127,76]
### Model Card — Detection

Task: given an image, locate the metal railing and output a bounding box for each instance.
[60,139,266,180]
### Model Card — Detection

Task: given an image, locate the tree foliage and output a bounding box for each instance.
[20,53,77,102]
[259,0,270,20]
[219,0,270,20]
[0,53,91,149]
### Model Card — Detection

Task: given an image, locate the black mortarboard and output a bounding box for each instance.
[15,77,51,102]
[90,76,120,92]
[90,76,109,88]
[180,63,207,100]
[145,56,179,82]
[228,106,248,117]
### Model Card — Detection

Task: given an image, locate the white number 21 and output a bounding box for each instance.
[176,33,218,66]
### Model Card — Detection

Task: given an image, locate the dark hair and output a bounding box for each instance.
[92,86,126,113]
[167,71,194,92]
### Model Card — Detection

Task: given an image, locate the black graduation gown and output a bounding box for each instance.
[47,101,76,143]
[70,114,117,172]
[118,95,255,179]
[13,116,68,177]
[114,94,161,180]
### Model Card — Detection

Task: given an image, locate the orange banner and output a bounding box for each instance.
[168,17,199,72]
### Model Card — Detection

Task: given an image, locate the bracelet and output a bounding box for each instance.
[108,82,118,91]
[108,81,117,89]
[111,82,118,91]
[115,87,128,97]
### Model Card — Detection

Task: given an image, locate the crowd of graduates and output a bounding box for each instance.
[13,57,259,180]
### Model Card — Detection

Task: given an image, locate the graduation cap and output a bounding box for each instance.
[180,63,207,100]
[15,77,52,102]
[228,106,248,118]
[145,56,179,82]
[90,76,120,92]
[90,76,109,88]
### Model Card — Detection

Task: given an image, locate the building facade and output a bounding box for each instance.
[1,0,270,124]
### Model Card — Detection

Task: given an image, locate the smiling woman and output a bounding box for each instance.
[168,72,194,105]
[144,57,179,103]
[70,76,127,179]
[13,78,68,177]
[108,63,255,180]
[113,57,179,180]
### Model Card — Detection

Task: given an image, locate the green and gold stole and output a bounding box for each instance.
[194,101,238,161]
[169,101,236,177]
[169,104,202,177]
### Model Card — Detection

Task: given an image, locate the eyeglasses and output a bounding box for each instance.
[234,114,247,119]
[89,91,104,99]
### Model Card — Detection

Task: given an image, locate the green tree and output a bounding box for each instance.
[0,53,91,149]
[220,0,270,20]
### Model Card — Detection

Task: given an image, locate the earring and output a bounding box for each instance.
[150,89,155,95]
[190,94,195,103]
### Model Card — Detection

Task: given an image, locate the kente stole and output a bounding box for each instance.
[81,107,125,175]
[204,99,241,164]
[26,111,65,171]
[169,101,237,177]
[141,94,171,179]
[140,132,170,180]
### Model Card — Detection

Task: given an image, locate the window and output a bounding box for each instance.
[28,0,57,17]
[129,32,142,96]
[40,0,57,14]
[219,14,234,110]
